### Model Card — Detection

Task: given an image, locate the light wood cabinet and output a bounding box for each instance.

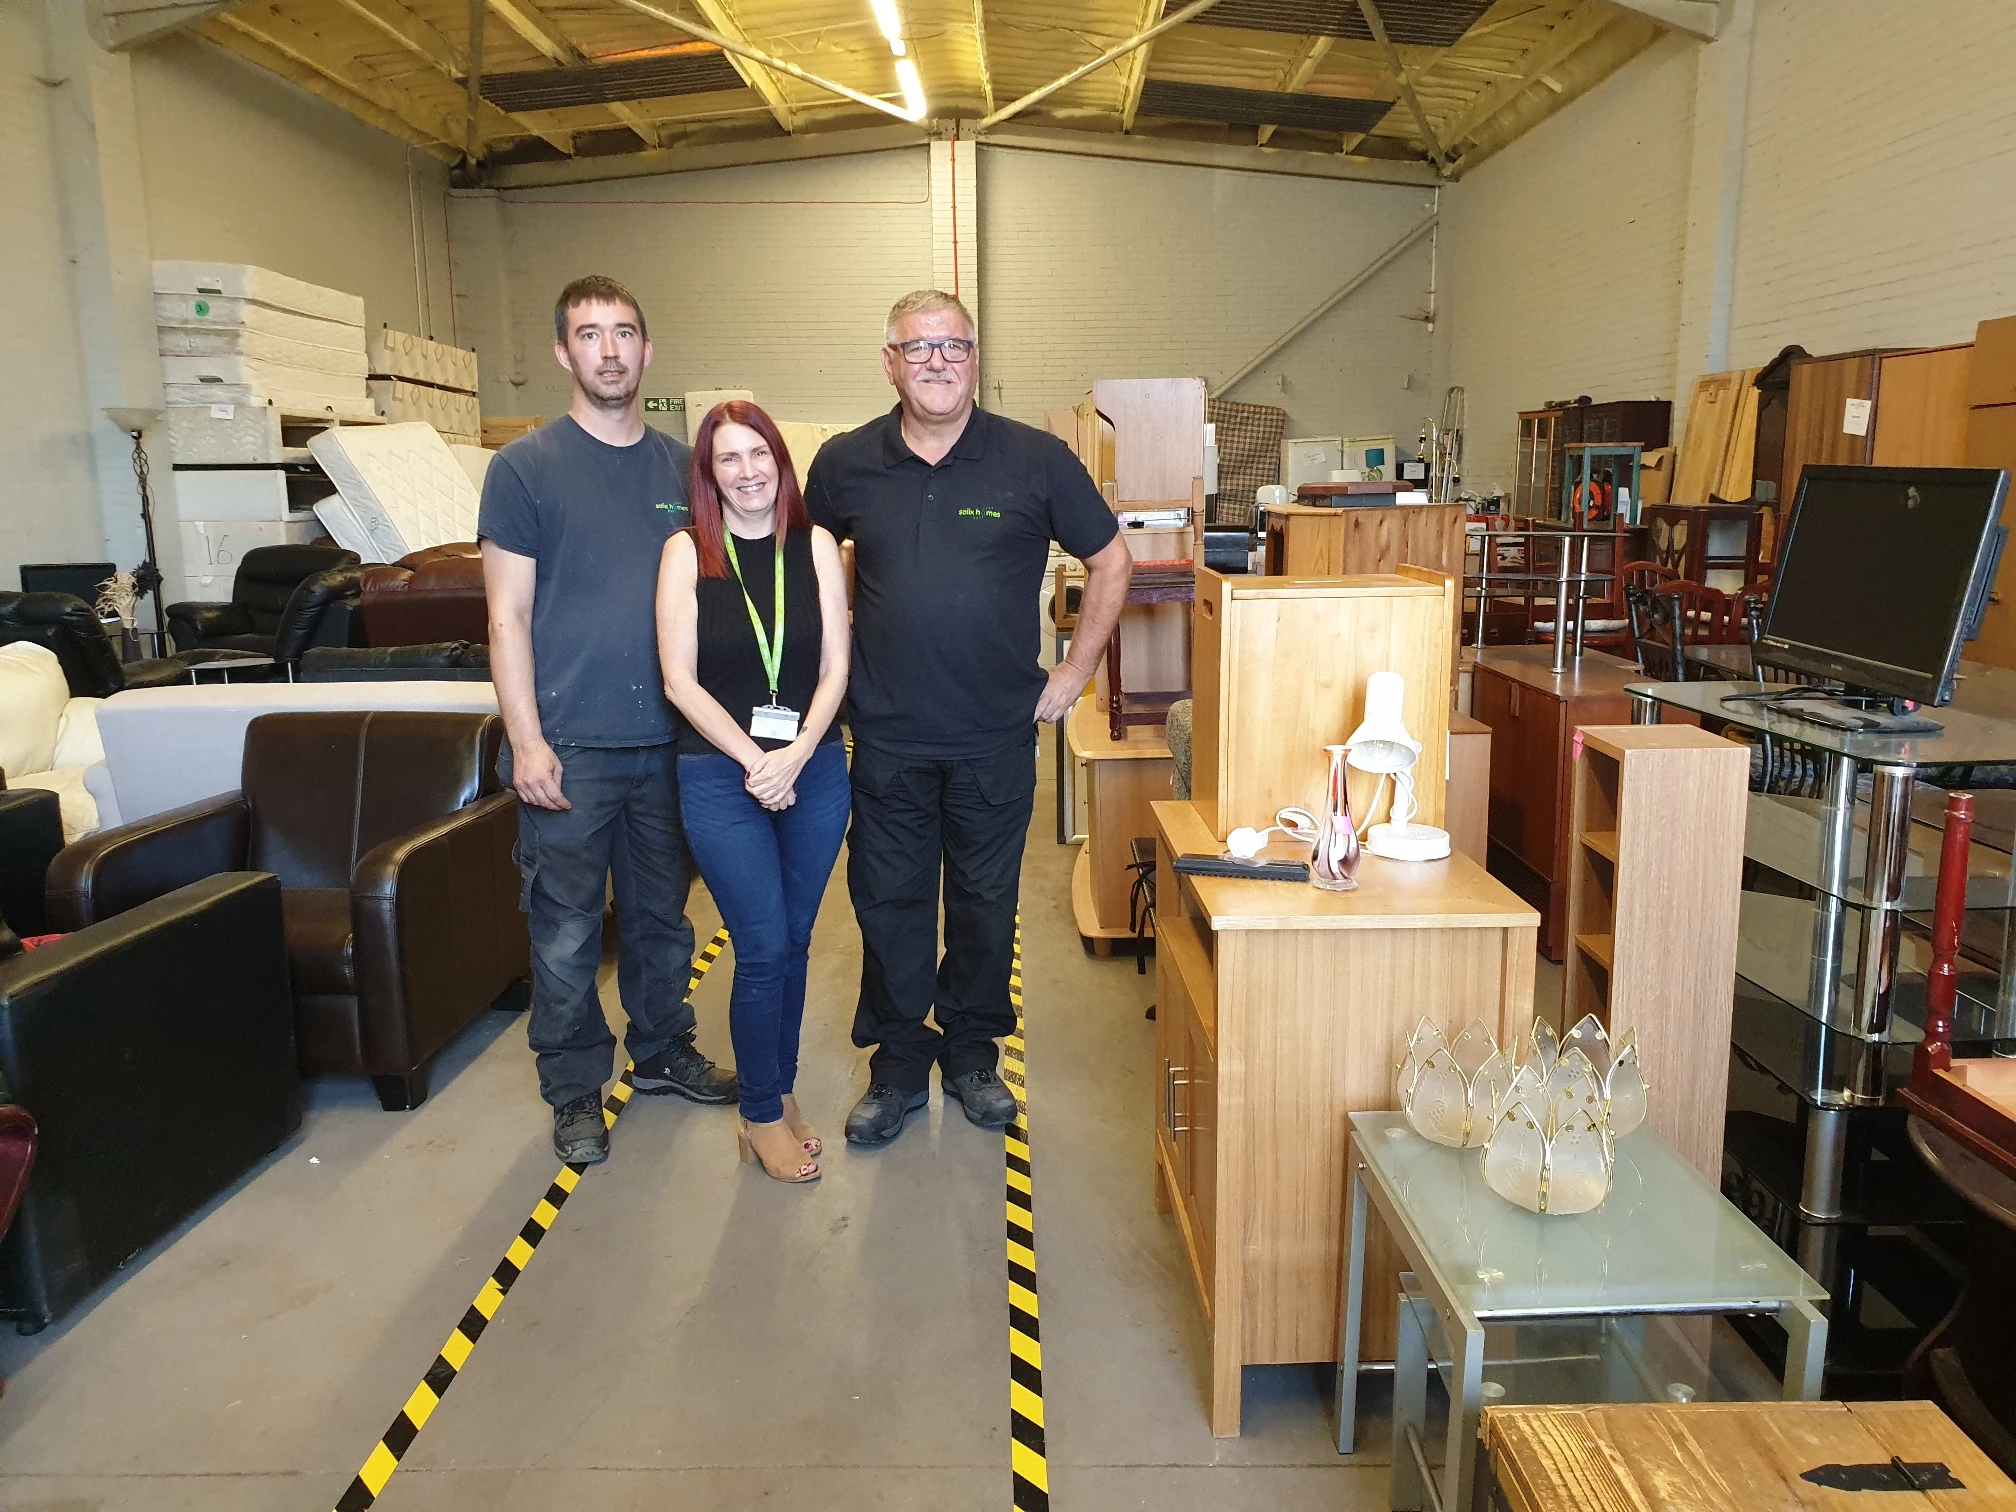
[1153,801,1538,1437]
[1260,502,1467,666]
[1564,726,1748,1179]
[1066,698,1172,950]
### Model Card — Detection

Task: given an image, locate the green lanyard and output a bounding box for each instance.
[723,533,785,702]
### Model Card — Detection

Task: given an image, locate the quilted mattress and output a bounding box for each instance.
[307,422,481,564]
[367,328,479,393]
[152,261,366,326]
[163,387,379,421]
[368,378,479,438]
[154,295,364,351]
[157,328,369,377]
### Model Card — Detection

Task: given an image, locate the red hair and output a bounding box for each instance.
[687,400,810,579]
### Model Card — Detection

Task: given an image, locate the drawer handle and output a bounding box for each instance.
[1167,1065,1192,1134]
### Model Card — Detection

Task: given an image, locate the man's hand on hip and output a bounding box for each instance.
[1036,660,1095,723]
[513,740,571,810]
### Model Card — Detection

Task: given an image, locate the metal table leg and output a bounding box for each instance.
[1391,1282,1431,1512]
[1336,1158,1369,1454]
[1853,763,1916,1039]
[1445,1309,1486,1512]
[1630,691,1657,725]
[1781,1298,1830,1399]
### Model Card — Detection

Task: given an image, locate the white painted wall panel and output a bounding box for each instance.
[978,146,1437,442]
[1436,34,1698,496]
[448,149,934,432]
[131,36,454,340]
[0,0,105,584]
[1725,1,2016,364]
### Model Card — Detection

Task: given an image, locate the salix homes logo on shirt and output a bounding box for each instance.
[957,507,1002,521]
[656,501,689,519]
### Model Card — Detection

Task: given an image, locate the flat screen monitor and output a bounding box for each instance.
[19,562,117,605]
[1759,466,2008,706]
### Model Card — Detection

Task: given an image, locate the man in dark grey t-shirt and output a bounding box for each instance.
[480,275,736,1166]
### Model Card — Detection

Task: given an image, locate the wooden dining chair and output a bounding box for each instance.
[1619,559,1677,594]
[1626,585,1688,681]
[1666,579,1742,644]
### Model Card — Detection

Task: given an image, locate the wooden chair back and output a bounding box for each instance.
[1667,579,1742,644]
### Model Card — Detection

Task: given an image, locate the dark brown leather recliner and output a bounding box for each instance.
[359,543,488,647]
[47,711,528,1110]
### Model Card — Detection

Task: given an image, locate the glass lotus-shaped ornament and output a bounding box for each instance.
[1480,1097,1614,1215]
[1397,1019,1511,1149]
[1560,1014,1648,1139]
[1496,1043,1605,1135]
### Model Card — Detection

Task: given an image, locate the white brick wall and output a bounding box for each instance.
[979,146,1438,441]
[1436,34,1699,496]
[1724,0,2016,364]
[449,149,935,432]
[132,37,454,340]
[1443,2,2016,496]
[0,1,106,584]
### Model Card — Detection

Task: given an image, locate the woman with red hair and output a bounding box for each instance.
[657,400,851,1184]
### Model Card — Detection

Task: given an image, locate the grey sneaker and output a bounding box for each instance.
[631,1035,738,1104]
[944,1067,1019,1129]
[845,1083,929,1146]
[553,1092,609,1165]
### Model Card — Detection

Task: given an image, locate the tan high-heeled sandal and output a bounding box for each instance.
[738,1118,820,1183]
[780,1094,822,1156]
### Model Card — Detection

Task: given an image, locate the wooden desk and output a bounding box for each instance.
[1261,502,1465,665]
[1484,1400,2016,1512]
[1151,799,1537,1436]
[1469,646,1642,959]
[1068,698,1172,950]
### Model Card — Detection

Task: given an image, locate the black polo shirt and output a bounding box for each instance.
[807,404,1119,759]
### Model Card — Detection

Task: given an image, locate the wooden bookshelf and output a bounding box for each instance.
[1565,725,1749,1178]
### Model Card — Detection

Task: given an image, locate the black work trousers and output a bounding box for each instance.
[846,737,1037,1092]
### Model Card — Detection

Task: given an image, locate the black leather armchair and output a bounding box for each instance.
[166,544,363,673]
[0,787,62,937]
[50,711,529,1111]
[0,873,300,1330]
[0,592,189,695]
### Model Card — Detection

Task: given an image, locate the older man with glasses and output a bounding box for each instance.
[807,289,1133,1146]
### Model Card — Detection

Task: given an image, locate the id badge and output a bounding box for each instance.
[750,703,801,741]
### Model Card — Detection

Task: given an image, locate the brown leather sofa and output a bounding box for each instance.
[359,543,488,647]
[48,711,528,1111]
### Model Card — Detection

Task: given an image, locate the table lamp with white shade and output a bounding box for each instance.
[1344,670,1452,862]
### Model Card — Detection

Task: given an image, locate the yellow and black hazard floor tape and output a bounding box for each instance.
[331,927,730,1512]
[1003,918,1050,1512]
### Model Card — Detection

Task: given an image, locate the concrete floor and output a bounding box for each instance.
[0,722,1393,1511]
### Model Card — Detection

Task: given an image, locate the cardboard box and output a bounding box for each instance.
[1638,446,1674,505]
[1969,314,2016,408]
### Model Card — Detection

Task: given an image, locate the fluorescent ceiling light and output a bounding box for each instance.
[870,0,903,44]
[895,56,926,120]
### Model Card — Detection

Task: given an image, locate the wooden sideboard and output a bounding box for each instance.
[1469,646,1642,960]
[1161,798,1532,1435]
[1153,800,1537,1436]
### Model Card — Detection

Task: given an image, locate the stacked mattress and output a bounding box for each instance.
[307,422,481,564]
[368,327,481,445]
[154,262,374,420]
[155,262,378,604]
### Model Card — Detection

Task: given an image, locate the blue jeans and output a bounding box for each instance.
[677,741,851,1122]
[501,740,696,1108]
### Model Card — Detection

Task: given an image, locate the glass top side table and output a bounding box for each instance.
[1628,678,2016,1242]
[1336,1113,1827,1512]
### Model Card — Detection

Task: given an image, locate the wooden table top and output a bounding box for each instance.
[1484,1400,2016,1512]
[1472,644,1644,698]
[1066,697,1172,762]
[1153,800,1538,933]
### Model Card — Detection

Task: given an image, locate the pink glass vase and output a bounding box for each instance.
[1311,743,1362,892]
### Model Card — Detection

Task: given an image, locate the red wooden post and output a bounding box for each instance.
[1915,791,1973,1084]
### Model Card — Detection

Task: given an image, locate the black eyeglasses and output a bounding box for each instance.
[889,337,975,364]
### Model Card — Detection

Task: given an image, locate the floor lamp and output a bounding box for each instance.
[103,407,167,647]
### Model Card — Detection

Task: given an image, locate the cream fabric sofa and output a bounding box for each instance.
[0,642,105,840]
[90,680,501,827]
